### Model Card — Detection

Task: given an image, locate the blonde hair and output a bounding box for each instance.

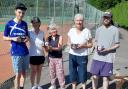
[48,23,58,29]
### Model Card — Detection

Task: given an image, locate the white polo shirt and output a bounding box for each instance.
[68,27,92,56]
[29,30,45,56]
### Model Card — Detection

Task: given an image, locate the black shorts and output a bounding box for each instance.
[30,56,45,65]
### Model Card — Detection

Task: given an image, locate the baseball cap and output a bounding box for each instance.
[31,17,41,23]
[15,3,27,10]
[103,12,112,18]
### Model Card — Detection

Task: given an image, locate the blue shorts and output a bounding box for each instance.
[69,54,88,83]
[90,60,113,76]
[11,55,29,73]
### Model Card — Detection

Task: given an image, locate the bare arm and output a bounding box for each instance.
[3,36,29,43]
[67,36,71,47]
[106,43,120,52]
[77,38,93,49]
[3,36,13,41]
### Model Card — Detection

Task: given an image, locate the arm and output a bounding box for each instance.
[77,38,93,49]
[3,36,13,41]
[101,43,120,52]
[23,23,30,42]
[3,36,22,42]
[67,36,71,47]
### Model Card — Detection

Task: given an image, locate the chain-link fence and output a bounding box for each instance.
[0,0,103,31]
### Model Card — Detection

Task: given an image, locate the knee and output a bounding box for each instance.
[103,77,109,81]
[31,69,37,74]
[92,75,98,80]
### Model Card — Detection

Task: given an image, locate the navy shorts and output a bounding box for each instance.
[30,56,45,65]
[69,54,88,83]
[90,60,113,76]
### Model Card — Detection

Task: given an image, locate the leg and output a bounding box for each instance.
[81,82,86,89]
[11,56,22,89]
[20,71,26,87]
[55,58,65,89]
[69,54,78,89]
[77,56,88,89]
[30,65,37,87]
[101,62,113,89]
[91,75,99,89]
[103,77,109,89]
[15,73,21,89]
[49,57,56,86]
[72,82,77,89]
[21,55,29,88]
[36,64,43,85]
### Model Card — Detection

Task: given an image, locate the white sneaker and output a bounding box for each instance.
[38,86,43,89]
[48,85,56,89]
[32,86,37,89]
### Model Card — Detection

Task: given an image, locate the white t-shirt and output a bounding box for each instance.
[29,30,45,56]
[68,27,92,56]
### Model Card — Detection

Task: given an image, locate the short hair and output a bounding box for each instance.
[74,13,84,21]
[31,17,41,23]
[15,3,27,11]
[48,23,58,30]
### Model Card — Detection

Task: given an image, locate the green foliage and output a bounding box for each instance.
[87,0,122,10]
[112,1,128,28]
[88,0,128,29]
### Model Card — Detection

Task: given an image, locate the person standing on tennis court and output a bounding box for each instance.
[29,17,45,89]
[45,23,65,89]
[67,13,93,89]
[90,12,120,89]
[3,3,29,89]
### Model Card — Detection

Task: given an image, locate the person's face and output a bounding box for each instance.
[74,16,84,29]
[15,9,26,20]
[103,16,111,26]
[32,22,41,30]
[49,28,57,36]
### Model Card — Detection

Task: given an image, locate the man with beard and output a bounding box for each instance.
[90,12,120,89]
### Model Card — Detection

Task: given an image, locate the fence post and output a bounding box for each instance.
[36,0,38,16]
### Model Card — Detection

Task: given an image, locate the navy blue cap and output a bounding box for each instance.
[15,3,27,10]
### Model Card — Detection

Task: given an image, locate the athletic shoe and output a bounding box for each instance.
[38,86,43,89]
[31,86,37,89]
[48,85,56,89]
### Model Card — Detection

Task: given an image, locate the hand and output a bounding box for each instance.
[77,44,83,49]
[22,36,29,42]
[71,44,78,49]
[98,48,109,56]
[11,37,22,42]
[48,46,52,52]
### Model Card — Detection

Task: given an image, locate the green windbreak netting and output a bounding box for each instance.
[0,0,104,32]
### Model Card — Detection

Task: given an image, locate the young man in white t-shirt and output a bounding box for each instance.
[67,14,93,89]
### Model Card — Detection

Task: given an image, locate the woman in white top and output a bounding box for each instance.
[29,17,45,89]
[67,14,93,89]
